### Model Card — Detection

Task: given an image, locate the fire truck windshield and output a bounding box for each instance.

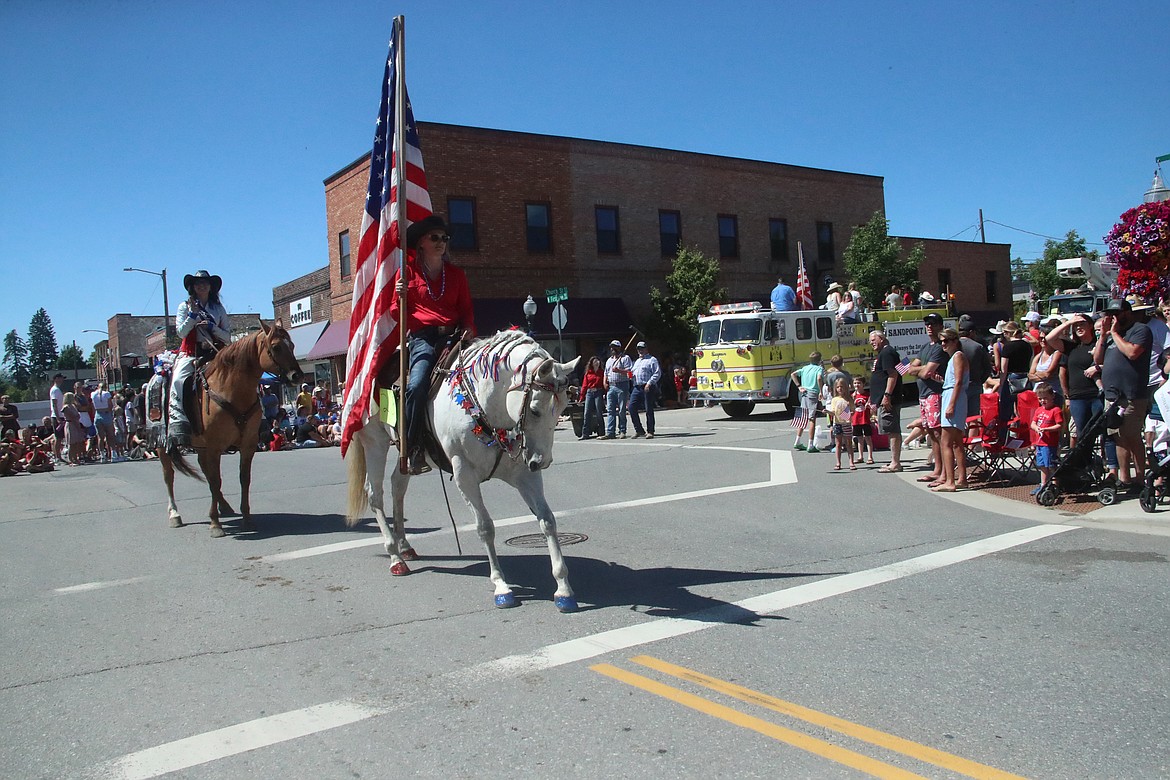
[698,318,762,345]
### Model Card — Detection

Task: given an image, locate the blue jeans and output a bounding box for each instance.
[405,336,438,449]
[606,383,630,436]
[1069,395,1117,468]
[629,384,657,435]
[581,388,604,438]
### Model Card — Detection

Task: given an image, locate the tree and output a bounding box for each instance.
[1030,230,1099,301]
[646,244,726,353]
[58,343,87,370]
[26,308,59,382]
[3,329,30,389]
[842,212,925,306]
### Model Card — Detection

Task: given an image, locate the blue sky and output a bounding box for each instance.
[2,0,1167,357]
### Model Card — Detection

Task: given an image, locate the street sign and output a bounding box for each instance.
[551,303,568,330]
[545,286,568,304]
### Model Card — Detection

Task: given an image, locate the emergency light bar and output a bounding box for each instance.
[709,301,763,314]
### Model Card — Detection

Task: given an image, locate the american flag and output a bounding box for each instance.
[795,241,814,310]
[340,18,432,456]
[100,357,109,370]
[791,406,809,431]
[894,358,912,376]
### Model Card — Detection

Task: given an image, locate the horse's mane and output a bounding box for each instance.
[205,330,261,379]
[461,330,547,383]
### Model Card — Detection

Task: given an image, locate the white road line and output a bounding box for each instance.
[54,577,149,594]
[260,445,796,563]
[98,523,1075,778]
[101,699,383,780]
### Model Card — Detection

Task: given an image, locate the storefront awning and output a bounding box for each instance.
[288,320,328,360]
[304,319,351,361]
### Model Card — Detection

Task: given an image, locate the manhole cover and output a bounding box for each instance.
[504,532,589,548]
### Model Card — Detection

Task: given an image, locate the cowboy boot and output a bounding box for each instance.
[167,384,192,452]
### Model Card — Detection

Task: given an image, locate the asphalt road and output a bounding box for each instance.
[2,405,1168,779]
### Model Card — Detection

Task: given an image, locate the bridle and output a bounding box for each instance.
[449,335,570,476]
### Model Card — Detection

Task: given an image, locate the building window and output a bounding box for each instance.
[659,210,681,257]
[338,230,351,278]
[718,214,739,258]
[595,206,621,254]
[816,221,834,265]
[526,202,552,253]
[447,197,477,251]
[986,270,998,303]
[937,268,952,296]
[769,218,789,263]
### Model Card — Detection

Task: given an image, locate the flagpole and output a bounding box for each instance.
[394,15,410,474]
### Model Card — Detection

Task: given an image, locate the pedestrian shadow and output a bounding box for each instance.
[417,554,842,625]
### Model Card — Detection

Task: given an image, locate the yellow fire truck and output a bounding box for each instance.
[690,302,953,418]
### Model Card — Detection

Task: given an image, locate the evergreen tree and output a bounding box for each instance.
[26,308,59,381]
[3,329,31,389]
[646,245,727,353]
[842,212,924,306]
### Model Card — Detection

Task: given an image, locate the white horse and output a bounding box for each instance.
[346,330,582,612]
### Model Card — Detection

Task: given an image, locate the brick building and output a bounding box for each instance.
[280,122,1011,385]
[100,313,264,389]
[272,266,333,384]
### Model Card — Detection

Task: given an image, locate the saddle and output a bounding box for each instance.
[184,357,260,437]
[375,331,471,472]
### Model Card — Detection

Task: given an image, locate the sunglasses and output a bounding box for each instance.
[428,233,451,242]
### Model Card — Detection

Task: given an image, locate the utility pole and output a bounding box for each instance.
[978,209,986,243]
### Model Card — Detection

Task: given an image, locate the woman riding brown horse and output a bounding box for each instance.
[159,320,303,537]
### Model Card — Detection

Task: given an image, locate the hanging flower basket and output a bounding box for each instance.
[1105,200,1170,301]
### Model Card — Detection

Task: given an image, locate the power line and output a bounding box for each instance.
[946,223,979,240]
[983,219,1106,246]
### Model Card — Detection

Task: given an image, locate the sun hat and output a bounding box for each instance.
[989,319,1007,335]
[183,270,222,295]
[1126,294,1155,312]
[826,282,844,293]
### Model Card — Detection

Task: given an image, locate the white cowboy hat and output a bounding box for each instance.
[989,320,1008,335]
[826,282,844,293]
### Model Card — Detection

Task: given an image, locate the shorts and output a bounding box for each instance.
[800,390,820,417]
[831,422,853,437]
[919,394,942,430]
[1035,445,1056,468]
[852,423,872,437]
[85,424,98,439]
[1117,398,1150,444]
[876,405,901,436]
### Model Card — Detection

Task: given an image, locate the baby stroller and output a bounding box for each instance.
[1140,446,1169,513]
[1035,398,1122,507]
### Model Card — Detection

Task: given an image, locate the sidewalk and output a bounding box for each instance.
[892,448,1170,538]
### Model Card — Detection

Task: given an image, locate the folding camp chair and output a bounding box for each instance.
[963,392,999,478]
[1005,390,1039,476]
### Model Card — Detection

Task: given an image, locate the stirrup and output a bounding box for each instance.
[407,448,431,475]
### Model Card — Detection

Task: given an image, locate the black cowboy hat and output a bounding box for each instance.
[406,215,448,250]
[183,270,222,294]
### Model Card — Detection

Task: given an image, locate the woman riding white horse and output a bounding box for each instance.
[347,330,581,611]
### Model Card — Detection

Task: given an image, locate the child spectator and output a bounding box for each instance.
[851,376,874,465]
[792,351,825,453]
[1030,382,1063,495]
[828,377,856,470]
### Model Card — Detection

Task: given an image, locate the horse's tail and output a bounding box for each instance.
[345,434,368,527]
[166,447,205,482]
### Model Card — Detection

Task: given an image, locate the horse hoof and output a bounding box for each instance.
[390,561,412,576]
[209,526,226,539]
[494,593,519,609]
[554,596,579,613]
[169,516,184,528]
[400,548,420,561]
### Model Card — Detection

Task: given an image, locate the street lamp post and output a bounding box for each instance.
[523,295,537,339]
[123,267,172,349]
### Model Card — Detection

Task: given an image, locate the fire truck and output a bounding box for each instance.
[689,302,953,418]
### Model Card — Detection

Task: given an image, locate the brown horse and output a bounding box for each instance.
[159,321,303,537]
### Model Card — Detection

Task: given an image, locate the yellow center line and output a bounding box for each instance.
[591,663,929,780]
[630,655,1030,780]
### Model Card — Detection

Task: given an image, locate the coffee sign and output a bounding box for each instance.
[290,296,313,327]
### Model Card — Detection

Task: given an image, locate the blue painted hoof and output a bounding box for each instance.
[494,592,518,609]
[554,595,579,613]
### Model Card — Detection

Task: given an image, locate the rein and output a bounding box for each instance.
[199,330,292,434]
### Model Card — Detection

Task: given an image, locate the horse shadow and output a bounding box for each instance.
[176,513,444,541]
[418,554,842,625]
